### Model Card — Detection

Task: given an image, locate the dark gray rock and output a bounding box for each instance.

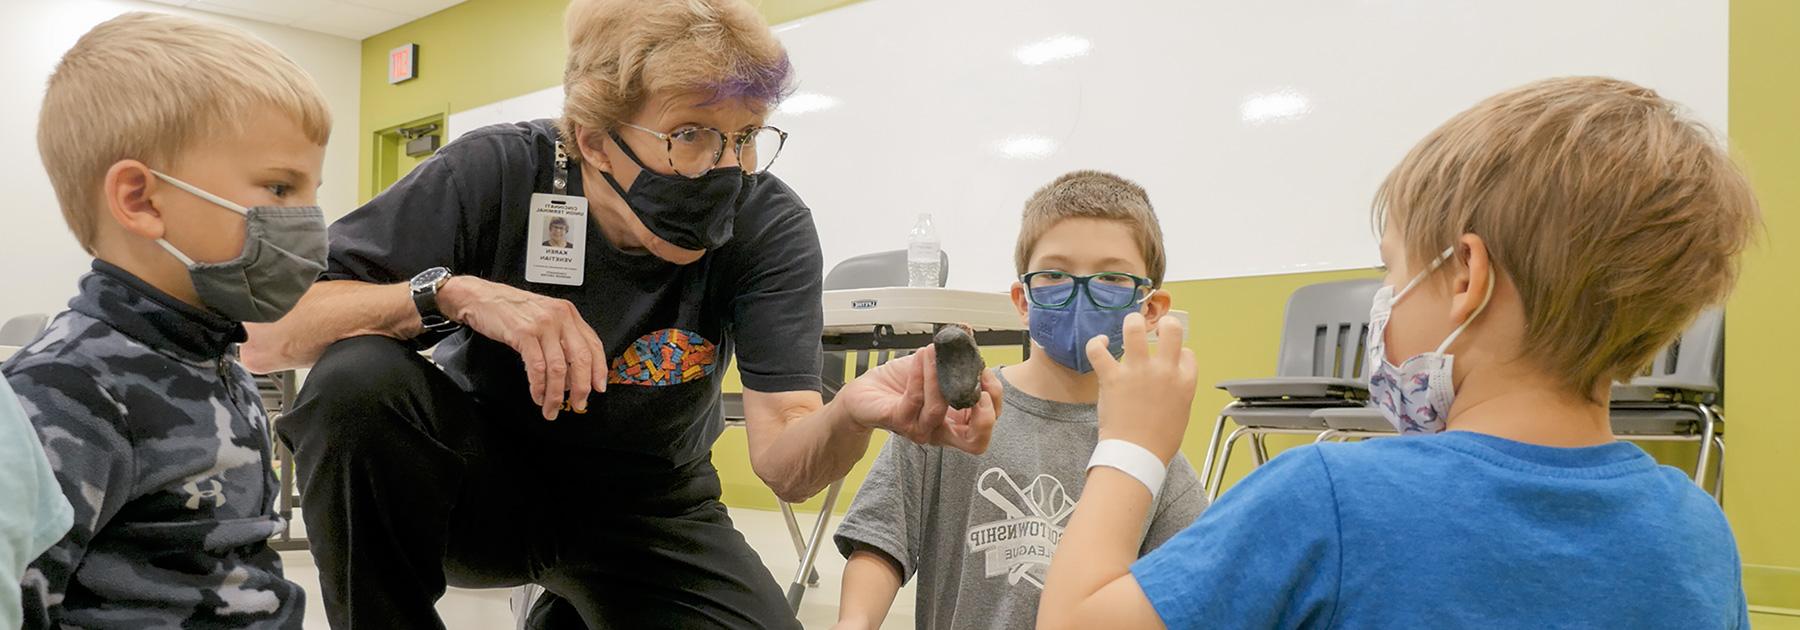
[934,323,985,410]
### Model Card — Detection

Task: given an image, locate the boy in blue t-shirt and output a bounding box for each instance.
[1037,76,1759,629]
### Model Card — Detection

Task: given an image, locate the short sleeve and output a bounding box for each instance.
[832,437,929,583]
[1129,447,1341,630]
[322,130,508,284]
[0,377,73,630]
[728,200,824,394]
[5,364,135,629]
[1141,453,1207,554]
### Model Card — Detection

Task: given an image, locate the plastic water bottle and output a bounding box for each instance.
[907,213,942,287]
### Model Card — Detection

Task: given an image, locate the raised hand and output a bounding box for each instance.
[1085,312,1198,462]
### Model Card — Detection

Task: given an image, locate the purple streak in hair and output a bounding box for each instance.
[703,52,796,107]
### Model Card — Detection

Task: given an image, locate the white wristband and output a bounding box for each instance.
[1087,439,1168,502]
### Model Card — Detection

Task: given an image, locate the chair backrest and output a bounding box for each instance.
[0,313,50,346]
[1274,279,1383,379]
[823,249,950,290]
[1628,307,1724,388]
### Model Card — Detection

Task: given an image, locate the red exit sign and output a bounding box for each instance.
[388,44,418,84]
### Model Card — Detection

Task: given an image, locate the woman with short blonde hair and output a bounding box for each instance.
[248,2,1002,628]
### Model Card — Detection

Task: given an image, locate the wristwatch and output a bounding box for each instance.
[409,267,460,333]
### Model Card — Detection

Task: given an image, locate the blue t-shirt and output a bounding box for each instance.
[1131,431,1746,629]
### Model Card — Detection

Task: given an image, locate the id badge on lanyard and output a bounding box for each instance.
[525,140,588,286]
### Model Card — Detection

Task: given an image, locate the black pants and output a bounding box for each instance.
[278,336,798,630]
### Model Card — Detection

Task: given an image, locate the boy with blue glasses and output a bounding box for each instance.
[831,171,1207,630]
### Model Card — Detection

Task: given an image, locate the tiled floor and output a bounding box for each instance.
[280,507,916,629]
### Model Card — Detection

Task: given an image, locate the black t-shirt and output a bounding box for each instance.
[323,119,824,474]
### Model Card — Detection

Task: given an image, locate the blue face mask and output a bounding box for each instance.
[1027,282,1144,374]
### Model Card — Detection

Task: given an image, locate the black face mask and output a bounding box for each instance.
[600,130,750,252]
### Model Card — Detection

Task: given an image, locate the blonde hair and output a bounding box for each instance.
[1375,76,1759,400]
[1015,170,1168,287]
[38,12,331,253]
[559,0,792,152]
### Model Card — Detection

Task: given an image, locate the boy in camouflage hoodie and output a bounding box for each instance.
[3,12,332,628]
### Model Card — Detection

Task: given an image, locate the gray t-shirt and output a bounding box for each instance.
[833,366,1207,630]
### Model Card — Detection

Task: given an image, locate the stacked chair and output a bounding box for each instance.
[254,370,307,551]
[1291,297,1728,503]
[1606,308,1727,500]
[1200,279,1381,500]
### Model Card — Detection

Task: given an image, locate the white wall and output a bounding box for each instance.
[452,0,1726,292]
[0,0,360,324]
[767,0,1727,290]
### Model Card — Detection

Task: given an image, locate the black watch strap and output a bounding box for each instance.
[411,269,459,333]
[413,288,449,327]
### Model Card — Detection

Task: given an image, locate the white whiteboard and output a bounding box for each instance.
[449,0,1726,291]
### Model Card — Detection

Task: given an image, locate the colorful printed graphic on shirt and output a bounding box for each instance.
[608,328,718,386]
[965,468,1077,590]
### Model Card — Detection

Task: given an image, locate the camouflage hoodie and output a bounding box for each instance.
[3,261,303,629]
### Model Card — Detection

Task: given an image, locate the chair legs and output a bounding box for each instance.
[1209,425,1254,502]
[1614,405,1724,504]
[1710,435,1725,502]
[777,349,899,610]
[1197,404,1240,499]
[776,500,818,586]
[1684,404,1720,490]
[787,478,845,612]
[1250,434,1272,465]
[270,422,306,551]
[1209,423,1360,500]
[266,370,307,552]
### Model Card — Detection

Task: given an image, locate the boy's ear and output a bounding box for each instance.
[1140,288,1173,327]
[1449,233,1492,325]
[1010,281,1031,325]
[102,159,166,241]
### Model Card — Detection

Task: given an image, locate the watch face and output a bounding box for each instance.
[412,267,449,292]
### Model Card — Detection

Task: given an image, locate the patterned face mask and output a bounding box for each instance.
[1365,247,1494,434]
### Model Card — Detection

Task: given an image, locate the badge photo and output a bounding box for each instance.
[525,192,588,286]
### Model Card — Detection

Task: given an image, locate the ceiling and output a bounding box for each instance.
[142,0,466,40]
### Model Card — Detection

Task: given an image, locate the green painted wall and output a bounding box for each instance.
[358,0,1799,613]
[1728,0,1800,615]
[357,0,562,199]
[356,0,861,200]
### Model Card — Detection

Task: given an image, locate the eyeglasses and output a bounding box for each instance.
[1020,271,1154,310]
[617,122,788,178]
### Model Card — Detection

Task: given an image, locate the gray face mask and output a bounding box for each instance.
[150,170,327,323]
